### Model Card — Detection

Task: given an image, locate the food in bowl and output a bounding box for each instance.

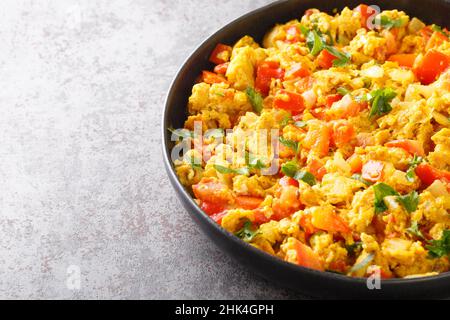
[170,5,450,279]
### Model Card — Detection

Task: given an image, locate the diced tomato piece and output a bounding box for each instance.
[201,71,228,84]
[209,43,232,65]
[330,120,356,146]
[289,238,324,271]
[235,196,264,210]
[311,209,351,234]
[347,153,363,173]
[325,94,343,108]
[317,49,337,69]
[214,62,229,74]
[279,176,299,187]
[298,214,317,238]
[285,25,302,43]
[328,94,364,119]
[387,54,417,68]
[255,61,285,95]
[304,9,317,17]
[274,89,306,113]
[272,186,301,221]
[426,31,448,51]
[303,121,331,157]
[253,209,269,225]
[415,163,450,186]
[259,61,280,70]
[362,160,385,182]
[210,211,228,225]
[413,50,449,85]
[200,201,226,216]
[385,139,425,157]
[285,62,311,79]
[329,260,348,273]
[419,26,433,41]
[306,158,327,181]
[354,4,374,29]
[193,178,232,204]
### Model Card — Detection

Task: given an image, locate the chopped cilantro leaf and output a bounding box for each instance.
[396,191,419,213]
[427,230,450,259]
[235,221,259,242]
[407,221,424,239]
[337,87,351,96]
[246,87,264,114]
[279,137,300,152]
[373,183,398,213]
[368,88,397,118]
[405,155,423,182]
[281,161,299,178]
[294,171,316,186]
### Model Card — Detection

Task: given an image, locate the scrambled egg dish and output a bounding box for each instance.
[172,5,450,278]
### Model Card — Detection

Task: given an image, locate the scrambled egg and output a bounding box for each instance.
[173,6,450,278]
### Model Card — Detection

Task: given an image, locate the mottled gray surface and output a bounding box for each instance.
[0,0,307,299]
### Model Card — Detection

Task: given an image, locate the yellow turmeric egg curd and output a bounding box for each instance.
[170,5,450,279]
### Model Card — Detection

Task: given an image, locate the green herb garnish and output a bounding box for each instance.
[337,87,351,96]
[246,153,268,170]
[189,156,202,170]
[299,24,309,36]
[280,115,292,127]
[346,242,363,257]
[396,191,419,213]
[325,46,351,67]
[214,164,249,176]
[281,161,316,186]
[378,15,406,30]
[405,155,423,182]
[279,137,300,153]
[373,183,398,213]
[373,183,419,214]
[235,221,259,242]
[246,87,264,114]
[305,29,350,66]
[295,171,317,186]
[407,221,424,239]
[426,230,450,259]
[431,24,449,37]
[306,29,325,55]
[281,161,299,178]
[367,88,397,118]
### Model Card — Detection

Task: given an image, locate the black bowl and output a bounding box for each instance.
[162,0,450,299]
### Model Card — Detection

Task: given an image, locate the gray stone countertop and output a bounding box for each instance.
[0,0,307,299]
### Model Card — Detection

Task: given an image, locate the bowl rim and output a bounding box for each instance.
[161,0,450,286]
